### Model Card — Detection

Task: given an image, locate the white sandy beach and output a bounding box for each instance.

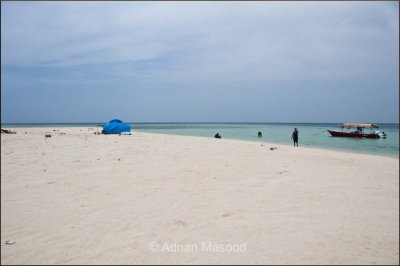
[1,127,398,265]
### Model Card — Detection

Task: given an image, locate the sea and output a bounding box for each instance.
[2,123,399,158]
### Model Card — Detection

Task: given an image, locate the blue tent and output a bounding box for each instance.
[102,119,131,134]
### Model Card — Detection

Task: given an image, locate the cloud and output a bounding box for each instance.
[2,2,398,83]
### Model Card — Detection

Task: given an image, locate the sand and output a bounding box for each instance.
[1,127,398,265]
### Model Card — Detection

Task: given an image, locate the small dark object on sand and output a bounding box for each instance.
[270,147,277,150]
[45,134,51,138]
[1,128,16,134]
[5,240,16,245]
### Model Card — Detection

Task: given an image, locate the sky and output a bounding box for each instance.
[1,1,399,123]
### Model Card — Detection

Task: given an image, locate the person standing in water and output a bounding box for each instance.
[291,128,299,147]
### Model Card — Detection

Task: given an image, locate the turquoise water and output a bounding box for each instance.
[2,123,399,158]
[132,123,399,158]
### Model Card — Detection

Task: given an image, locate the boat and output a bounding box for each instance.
[328,123,386,139]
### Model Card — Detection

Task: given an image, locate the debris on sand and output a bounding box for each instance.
[270,147,277,150]
[1,129,16,134]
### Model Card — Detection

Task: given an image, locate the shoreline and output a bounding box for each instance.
[2,127,399,264]
[135,130,399,159]
[3,126,398,159]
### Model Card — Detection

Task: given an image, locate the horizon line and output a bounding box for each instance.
[2,121,399,125]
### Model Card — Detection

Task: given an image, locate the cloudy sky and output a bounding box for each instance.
[1,1,398,123]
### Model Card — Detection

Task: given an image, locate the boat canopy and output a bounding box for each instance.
[340,123,379,129]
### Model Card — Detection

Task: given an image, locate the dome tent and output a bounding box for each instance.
[102,119,131,134]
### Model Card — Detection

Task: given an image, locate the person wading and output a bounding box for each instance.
[291,128,299,147]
